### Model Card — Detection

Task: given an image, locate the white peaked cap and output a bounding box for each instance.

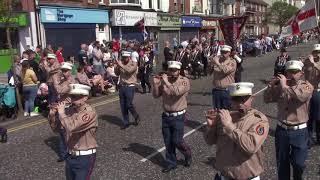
[60,62,73,70]
[220,45,232,52]
[285,60,304,71]
[228,82,254,97]
[69,84,91,96]
[122,51,131,57]
[313,44,320,51]
[167,61,182,70]
[47,53,56,59]
[181,41,189,48]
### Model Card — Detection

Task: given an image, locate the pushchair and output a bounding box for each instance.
[0,83,17,120]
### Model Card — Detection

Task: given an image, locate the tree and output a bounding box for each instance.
[265,1,299,32]
[0,0,24,115]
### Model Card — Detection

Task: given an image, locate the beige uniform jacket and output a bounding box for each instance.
[264,80,313,125]
[45,61,61,85]
[115,61,138,85]
[303,57,320,89]
[211,56,236,89]
[76,72,91,86]
[57,103,98,151]
[55,76,76,100]
[204,109,269,179]
[152,75,190,112]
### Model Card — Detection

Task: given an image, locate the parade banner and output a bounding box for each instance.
[218,16,247,49]
[280,0,318,38]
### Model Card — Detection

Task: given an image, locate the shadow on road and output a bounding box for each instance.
[188,102,211,107]
[185,119,206,133]
[44,136,60,158]
[190,92,211,96]
[122,143,166,168]
[99,114,123,127]
[202,156,217,169]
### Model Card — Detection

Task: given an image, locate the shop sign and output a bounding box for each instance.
[40,6,109,24]
[158,15,181,27]
[0,13,28,27]
[202,20,217,27]
[112,9,157,26]
[0,49,18,56]
[181,16,202,27]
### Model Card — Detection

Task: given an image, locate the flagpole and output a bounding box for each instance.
[314,0,320,43]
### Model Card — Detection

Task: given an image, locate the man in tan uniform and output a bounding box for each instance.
[264,60,313,180]
[115,51,140,129]
[50,62,76,162]
[49,83,97,180]
[44,53,61,104]
[204,82,269,180]
[152,61,192,173]
[209,45,237,109]
[303,44,320,146]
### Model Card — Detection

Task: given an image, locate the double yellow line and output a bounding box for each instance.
[7,97,119,133]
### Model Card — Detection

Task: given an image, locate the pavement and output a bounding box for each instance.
[1,41,320,180]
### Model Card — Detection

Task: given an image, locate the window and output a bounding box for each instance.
[110,0,140,5]
[149,0,152,8]
[99,0,105,4]
[88,0,93,3]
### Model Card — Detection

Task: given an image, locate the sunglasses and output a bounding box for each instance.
[231,96,250,102]
[286,70,300,74]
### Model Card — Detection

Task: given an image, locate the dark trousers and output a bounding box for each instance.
[59,128,68,159]
[308,91,320,142]
[162,113,191,168]
[275,126,308,180]
[212,89,231,110]
[48,84,58,104]
[141,73,151,92]
[119,86,138,125]
[66,154,96,180]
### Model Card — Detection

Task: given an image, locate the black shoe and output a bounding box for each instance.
[184,155,192,167]
[121,124,129,130]
[57,158,64,162]
[162,166,176,173]
[134,116,140,126]
[0,127,7,143]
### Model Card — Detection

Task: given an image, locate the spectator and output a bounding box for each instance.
[35,45,42,63]
[78,44,88,66]
[44,44,54,54]
[112,38,120,61]
[253,38,261,57]
[88,41,95,64]
[27,50,41,81]
[102,48,112,66]
[92,41,105,75]
[274,48,291,76]
[105,61,118,84]
[163,41,173,70]
[84,65,107,96]
[130,44,139,63]
[55,46,64,64]
[21,61,39,117]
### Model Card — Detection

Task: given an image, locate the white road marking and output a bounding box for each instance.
[140,121,207,162]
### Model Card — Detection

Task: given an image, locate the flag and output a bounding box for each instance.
[219,16,248,49]
[280,0,318,38]
[134,18,148,41]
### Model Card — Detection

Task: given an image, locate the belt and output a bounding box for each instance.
[219,172,260,180]
[277,121,307,130]
[69,149,96,156]
[164,109,186,117]
[120,84,135,87]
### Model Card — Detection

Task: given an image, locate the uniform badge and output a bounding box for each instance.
[304,85,311,91]
[255,124,265,136]
[236,84,241,90]
[182,81,187,86]
[81,113,90,122]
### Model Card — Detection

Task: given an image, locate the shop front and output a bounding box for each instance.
[40,6,109,57]
[111,9,157,42]
[200,18,219,42]
[157,14,181,70]
[0,13,28,73]
[180,16,202,42]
